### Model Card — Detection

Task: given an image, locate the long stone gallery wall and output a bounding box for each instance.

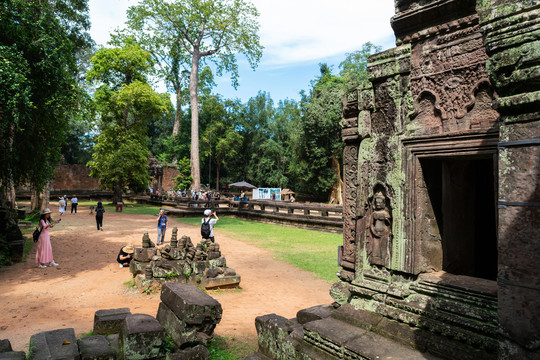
[48,164,179,193]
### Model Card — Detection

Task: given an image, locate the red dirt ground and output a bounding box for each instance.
[0,204,333,352]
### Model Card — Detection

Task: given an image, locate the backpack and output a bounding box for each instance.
[33,227,42,243]
[201,218,211,238]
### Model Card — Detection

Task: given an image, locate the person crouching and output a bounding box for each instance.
[117,245,134,268]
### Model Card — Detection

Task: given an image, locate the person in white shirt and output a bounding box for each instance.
[201,209,219,243]
[58,197,66,216]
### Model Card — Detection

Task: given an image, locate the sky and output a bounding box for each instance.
[88,0,396,104]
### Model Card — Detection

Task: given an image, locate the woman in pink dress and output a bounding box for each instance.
[35,208,59,268]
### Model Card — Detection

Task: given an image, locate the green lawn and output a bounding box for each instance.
[78,201,162,216]
[175,217,342,283]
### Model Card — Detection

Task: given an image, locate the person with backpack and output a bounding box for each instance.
[156,209,168,245]
[95,201,105,231]
[36,208,60,268]
[201,209,219,243]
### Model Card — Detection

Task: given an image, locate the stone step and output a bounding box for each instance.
[244,352,273,360]
[28,328,79,360]
[303,317,441,360]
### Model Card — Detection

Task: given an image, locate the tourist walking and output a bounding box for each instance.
[35,208,60,268]
[95,201,105,231]
[58,197,66,216]
[70,195,78,214]
[201,209,219,243]
[156,209,168,245]
[117,245,134,268]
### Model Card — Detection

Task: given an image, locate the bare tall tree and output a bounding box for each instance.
[125,0,263,190]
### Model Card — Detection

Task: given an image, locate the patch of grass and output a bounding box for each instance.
[123,279,136,288]
[78,330,94,338]
[78,201,162,216]
[208,336,256,359]
[22,210,41,225]
[175,217,341,283]
[22,238,34,262]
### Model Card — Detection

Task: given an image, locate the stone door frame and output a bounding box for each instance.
[402,130,499,276]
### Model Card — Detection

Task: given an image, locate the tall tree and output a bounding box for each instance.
[125,0,263,191]
[292,64,346,199]
[199,96,243,189]
[0,0,91,207]
[86,40,171,202]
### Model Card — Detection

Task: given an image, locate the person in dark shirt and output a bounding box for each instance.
[95,201,105,231]
[117,245,134,268]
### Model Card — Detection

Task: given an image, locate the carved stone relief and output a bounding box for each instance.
[341,144,359,268]
[366,188,392,267]
[409,20,495,134]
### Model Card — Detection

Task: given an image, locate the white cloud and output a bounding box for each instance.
[88,0,134,46]
[252,0,396,65]
[88,0,395,63]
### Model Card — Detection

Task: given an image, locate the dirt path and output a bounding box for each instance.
[0,204,333,352]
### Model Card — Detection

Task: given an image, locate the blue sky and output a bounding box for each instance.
[88,0,396,103]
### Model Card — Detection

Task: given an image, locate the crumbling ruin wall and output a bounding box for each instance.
[249,0,539,359]
[51,164,100,191]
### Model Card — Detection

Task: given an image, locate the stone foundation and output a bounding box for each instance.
[129,228,240,292]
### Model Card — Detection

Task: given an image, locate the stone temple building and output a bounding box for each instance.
[250,0,539,359]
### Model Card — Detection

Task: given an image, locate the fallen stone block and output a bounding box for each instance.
[121,314,164,360]
[208,257,226,269]
[296,304,333,325]
[129,260,145,276]
[28,328,79,360]
[105,334,120,357]
[160,283,222,335]
[133,248,156,262]
[203,275,241,290]
[0,351,25,360]
[93,308,131,335]
[77,335,115,360]
[155,302,198,348]
[166,345,210,360]
[192,261,206,276]
[0,340,12,353]
[254,314,296,360]
[152,259,183,278]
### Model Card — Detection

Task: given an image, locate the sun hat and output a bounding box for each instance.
[122,245,135,254]
[204,209,212,216]
[41,208,52,215]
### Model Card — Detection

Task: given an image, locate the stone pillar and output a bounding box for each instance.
[170,227,178,248]
[477,1,540,358]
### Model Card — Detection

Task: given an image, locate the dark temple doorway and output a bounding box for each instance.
[421,156,498,280]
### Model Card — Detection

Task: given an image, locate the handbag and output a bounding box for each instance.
[32,227,42,243]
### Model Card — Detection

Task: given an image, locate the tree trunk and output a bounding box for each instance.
[215,153,221,191]
[40,182,50,210]
[172,89,182,137]
[4,123,17,209]
[189,52,201,190]
[3,178,17,209]
[113,183,123,203]
[328,157,343,205]
[30,188,39,211]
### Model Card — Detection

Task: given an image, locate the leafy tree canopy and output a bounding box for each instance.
[0,0,91,193]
